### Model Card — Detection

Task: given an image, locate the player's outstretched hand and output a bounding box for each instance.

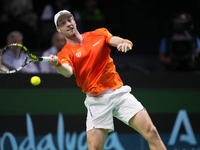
[48,54,58,66]
[117,42,132,53]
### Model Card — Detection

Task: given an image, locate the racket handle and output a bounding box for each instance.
[40,56,51,62]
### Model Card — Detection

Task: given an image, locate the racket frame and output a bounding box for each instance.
[0,43,50,73]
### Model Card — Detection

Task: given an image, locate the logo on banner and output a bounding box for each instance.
[168,109,197,146]
[0,113,124,150]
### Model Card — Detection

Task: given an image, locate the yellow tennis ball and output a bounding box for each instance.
[30,76,41,86]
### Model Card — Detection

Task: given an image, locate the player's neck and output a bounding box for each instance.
[66,33,83,45]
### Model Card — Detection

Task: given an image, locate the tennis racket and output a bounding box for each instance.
[0,43,50,73]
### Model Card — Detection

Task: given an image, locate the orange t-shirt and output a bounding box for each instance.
[57,28,123,94]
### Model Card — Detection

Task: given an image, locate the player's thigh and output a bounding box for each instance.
[87,128,109,149]
[129,109,156,138]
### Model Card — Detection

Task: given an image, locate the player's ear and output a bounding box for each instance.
[56,27,61,33]
[72,16,76,23]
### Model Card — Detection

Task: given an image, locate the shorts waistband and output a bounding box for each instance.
[87,88,116,97]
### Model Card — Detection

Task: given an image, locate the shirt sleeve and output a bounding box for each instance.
[95,28,113,45]
[57,50,75,72]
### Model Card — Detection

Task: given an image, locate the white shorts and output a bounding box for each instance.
[84,85,144,132]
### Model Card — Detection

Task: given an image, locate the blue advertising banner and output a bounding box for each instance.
[1,74,200,149]
[0,110,199,150]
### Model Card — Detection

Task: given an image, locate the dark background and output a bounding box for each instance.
[1,0,200,54]
[1,0,200,73]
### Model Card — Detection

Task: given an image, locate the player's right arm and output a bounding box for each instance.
[56,63,73,78]
[48,54,73,78]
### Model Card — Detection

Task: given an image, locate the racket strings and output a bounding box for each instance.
[0,45,28,73]
[0,43,47,73]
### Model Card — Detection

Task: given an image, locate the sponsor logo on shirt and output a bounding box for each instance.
[76,52,81,58]
[93,39,102,47]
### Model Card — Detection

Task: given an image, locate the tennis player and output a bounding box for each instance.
[48,10,166,150]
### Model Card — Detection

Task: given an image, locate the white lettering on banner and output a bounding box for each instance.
[1,132,18,150]
[168,109,197,145]
[104,132,125,150]
[58,113,64,150]
[37,134,57,150]
[0,113,124,150]
[19,114,36,150]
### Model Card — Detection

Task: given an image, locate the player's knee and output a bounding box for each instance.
[87,138,104,150]
[145,125,160,143]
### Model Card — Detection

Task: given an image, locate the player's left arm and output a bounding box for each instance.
[109,36,133,53]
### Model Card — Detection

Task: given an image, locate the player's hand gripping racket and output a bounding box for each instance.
[0,43,50,73]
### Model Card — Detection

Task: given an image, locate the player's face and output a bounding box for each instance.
[57,15,78,38]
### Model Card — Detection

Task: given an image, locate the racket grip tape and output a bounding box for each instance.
[40,57,51,62]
